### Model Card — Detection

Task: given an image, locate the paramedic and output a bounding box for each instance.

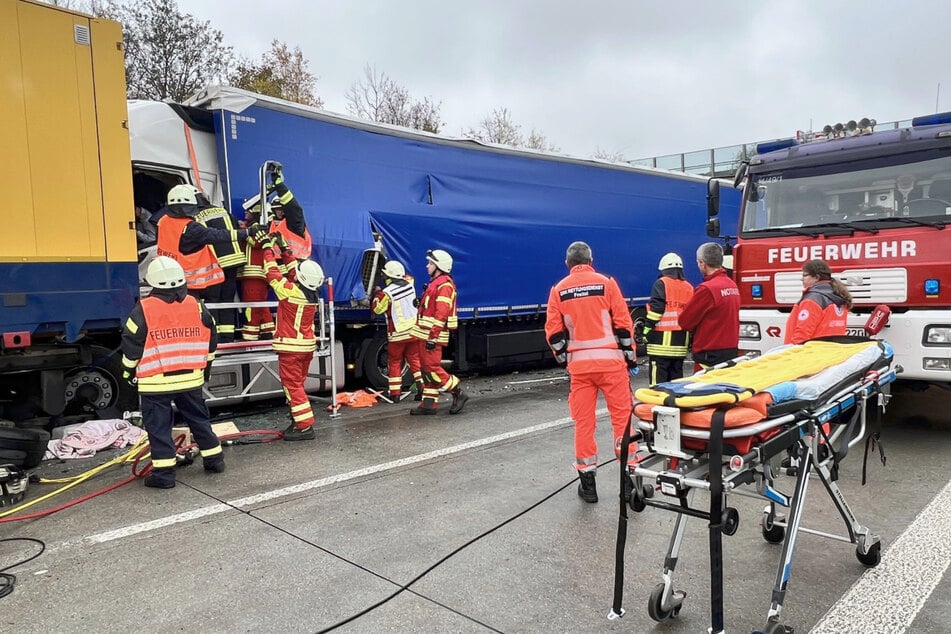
[120,256,223,489]
[371,261,423,401]
[259,231,325,441]
[545,241,636,504]
[409,249,469,415]
[678,242,740,373]
[784,259,852,344]
[644,253,694,384]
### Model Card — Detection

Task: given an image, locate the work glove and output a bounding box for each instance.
[425,340,437,351]
[267,166,284,192]
[122,368,137,386]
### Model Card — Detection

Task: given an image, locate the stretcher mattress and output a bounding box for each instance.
[634,340,884,409]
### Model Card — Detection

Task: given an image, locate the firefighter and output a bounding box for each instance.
[194,188,245,343]
[784,259,852,344]
[259,231,325,441]
[545,241,636,503]
[156,184,247,302]
[238,203,276,341]
[266,167,313,278]
[120,256,223,489]
[678,242,740,373]
[409,249,468,415]
[644,253,694,384]
[371,260,423,401]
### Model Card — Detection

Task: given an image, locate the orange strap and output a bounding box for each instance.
[184,123,203,192]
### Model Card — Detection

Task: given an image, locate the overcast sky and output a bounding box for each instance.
[178,0,951,160]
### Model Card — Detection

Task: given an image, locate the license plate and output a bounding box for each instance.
[845,327,866,337]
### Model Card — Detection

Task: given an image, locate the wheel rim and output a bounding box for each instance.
[64,368,117,411]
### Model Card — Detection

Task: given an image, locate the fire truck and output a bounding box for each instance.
[707,114,951,388]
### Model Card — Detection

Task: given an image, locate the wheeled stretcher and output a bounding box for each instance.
[608,339,898,634]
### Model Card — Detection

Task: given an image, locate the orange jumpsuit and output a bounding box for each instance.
[545,264,635,472]
[410,272,459,411]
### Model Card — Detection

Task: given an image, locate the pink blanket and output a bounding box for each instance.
[45,419,147,460]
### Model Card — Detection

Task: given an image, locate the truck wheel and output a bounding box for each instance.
[63,345,138,416]
[361,334,413,392]
[630,306,648,357]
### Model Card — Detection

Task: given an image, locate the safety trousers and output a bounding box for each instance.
[567,366,633,472]
[649,356,686,385]
[387,338,422,397]
[239,277,275,340]
[141,388,222,469]
[418,344,459,410]
[210,268,239,342]
[278,350,315,429]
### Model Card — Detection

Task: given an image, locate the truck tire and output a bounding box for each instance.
[63,345,138,417]
[361,333,413,392]
[630,306,648,357]
[0,427,50,468]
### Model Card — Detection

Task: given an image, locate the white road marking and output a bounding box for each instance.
[84,411,594,545]
[811,479,951,634]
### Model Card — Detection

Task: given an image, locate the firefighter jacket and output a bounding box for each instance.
[371,275,418,341]
[783,281,849,344]
[545,264,634,374]
[157,215,225,290]
[645,275,694,358]
[411,272,457,345]
[239,229,268,280]
[678,268,740,355]
[120,289,216,394]
[264,248,320,353]
[195,205,245,269]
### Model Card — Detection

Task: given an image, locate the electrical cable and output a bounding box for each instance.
[0,537,46,599]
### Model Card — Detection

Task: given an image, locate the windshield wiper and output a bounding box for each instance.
[808,221,879,235]
[886,217,946,229]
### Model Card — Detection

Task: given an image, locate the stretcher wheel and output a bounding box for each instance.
[628,484,653,513]
[647,582,683,622]
[762,512,785,544]
[856,541,881,567]
[761,620,791,634]
[722,507,740,536]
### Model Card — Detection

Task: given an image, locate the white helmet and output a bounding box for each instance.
[382,260,405,279]
[146,256,186,289]
[426,249,453,273]
[296,260,325,291]
[658,252,683,271]
[167,184,198,206]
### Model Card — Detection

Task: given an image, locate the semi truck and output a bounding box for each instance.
[2,0,741,424]
[707,115,951,388]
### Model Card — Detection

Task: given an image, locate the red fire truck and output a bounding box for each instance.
[707,114,951,388]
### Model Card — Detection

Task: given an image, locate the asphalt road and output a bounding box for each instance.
[1,367,949,633]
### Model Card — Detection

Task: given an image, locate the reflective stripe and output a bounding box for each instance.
[137,369,205,393]
[565,311,617,350]
[568,348,624,362]
[383,281,417,333]
[153,457,177,468]
[156,216,225,289]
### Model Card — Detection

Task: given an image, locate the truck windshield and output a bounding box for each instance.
[741,152,951,233]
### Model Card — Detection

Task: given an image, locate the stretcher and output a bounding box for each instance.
[608,338,898,634]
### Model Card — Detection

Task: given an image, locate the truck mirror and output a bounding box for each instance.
[707,179,720,219]
[732,160,749,189]
[706,217,721,238]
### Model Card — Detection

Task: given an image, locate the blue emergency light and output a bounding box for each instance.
[911,111,951,127]
[925,279,940,296]
[755,138,800,155]
[751,284,764,299]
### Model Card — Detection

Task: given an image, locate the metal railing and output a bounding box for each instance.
[631,119,914,179]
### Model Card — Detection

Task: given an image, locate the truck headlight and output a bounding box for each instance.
[923,358,951,370]
[739,322,761,340]
[925,326,951,344]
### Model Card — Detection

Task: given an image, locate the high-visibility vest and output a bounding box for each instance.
[646,277,693,358]
[137,295,210,393]
[157,216,225,289]
[195,206,244,268]
[269,218,313,261]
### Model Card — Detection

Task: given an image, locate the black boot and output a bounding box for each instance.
[144,467,176,489]
[449,387,469,415]
[413,381,423,402]
[409,405,437,416]
[577,471,598,503]
[203,454,225,473]
[282,422,316,441]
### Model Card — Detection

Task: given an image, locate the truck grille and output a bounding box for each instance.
[774,268,907,304]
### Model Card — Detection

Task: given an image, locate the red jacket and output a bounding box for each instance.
[411,273,457,344]
[678,268,740,355]
[545,264,633,374]
[264,249,319,353]
[784,281,848,344]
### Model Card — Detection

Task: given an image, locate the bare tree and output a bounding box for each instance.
[230,40,323,107]
[464,108,559,152]
[91,0,234,102]
[592,147,627,162]
[346,65,443,133]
